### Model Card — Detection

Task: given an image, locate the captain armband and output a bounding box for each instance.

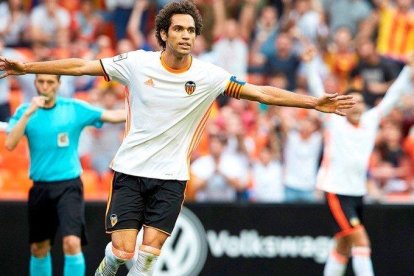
[224,76,246,100]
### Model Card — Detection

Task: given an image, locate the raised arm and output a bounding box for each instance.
[302,47,326,97]
[0,57,104,79]
[375,65,413,118]
[240,83,354,116]
[5,96,45,150]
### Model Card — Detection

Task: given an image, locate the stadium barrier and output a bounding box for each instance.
[0,202,413,275]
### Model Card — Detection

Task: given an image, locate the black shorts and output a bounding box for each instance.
[105,172,187,235]
[325,192,364,238]
[28,177,87,245]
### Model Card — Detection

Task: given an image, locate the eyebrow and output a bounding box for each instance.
[171,24,196,30]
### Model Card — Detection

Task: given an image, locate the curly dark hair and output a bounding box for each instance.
[155,0,203,49]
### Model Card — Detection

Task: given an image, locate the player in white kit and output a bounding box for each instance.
[0,1,355,275]
[304,48,414,276]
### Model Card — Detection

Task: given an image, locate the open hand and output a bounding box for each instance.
[0,56,26,79]
[315,93,355,116]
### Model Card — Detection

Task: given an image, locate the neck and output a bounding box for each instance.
[161,50,192,71]
[43,98,56,109]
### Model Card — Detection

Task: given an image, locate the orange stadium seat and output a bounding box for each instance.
[82,169,105,200]
[9,89,23,115]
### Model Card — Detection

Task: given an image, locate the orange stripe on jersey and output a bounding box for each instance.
[326,193,352,231]
[124,87,131,137]
[99,59,110,81]
[160,52,192,74]
[186,104,214,173]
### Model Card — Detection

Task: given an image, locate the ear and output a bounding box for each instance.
[160,30,167,42]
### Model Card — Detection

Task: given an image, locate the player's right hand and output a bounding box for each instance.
[0,56,26,79]
[25,96,47,116]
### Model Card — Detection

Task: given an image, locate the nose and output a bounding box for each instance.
[182,30,190,39]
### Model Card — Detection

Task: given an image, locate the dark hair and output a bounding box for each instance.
[35,73,61,81]
[155,0,203,49]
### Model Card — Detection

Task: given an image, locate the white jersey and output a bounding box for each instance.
[307,61,413,196]
[100,50,244,180]
[283,130,322,191]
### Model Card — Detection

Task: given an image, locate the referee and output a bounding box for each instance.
[5,74,126,276]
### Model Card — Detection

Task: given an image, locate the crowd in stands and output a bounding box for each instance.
[1,0,414,203]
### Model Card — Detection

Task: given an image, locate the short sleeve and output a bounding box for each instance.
[207,63,246,100]
[74,100,104,128]
[100,51,137,85]
[6,104,28,133]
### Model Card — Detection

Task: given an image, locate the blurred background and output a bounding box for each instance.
[0,0,414,275]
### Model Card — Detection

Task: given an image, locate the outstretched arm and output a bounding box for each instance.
[101,109,127,124]
[0,57,104,79]
[240,83,354,116]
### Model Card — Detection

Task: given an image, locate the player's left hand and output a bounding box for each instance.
[315,93,355,116]
[0,56,26,79]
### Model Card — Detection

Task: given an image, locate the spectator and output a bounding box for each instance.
[371,0,414,62]
[351,39,398,108]
[264,32,301,90]
[30,0,71,47]
[72,0,104,44]
[324,27,358,92]
[249,142,284,202]
[191,134,248,202]
[322,0,372,36]
[0,0,30,47]
[280,109,322,202]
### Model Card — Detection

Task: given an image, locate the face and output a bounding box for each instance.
[334,28,352,50]
[345,93,366,125]
[35,74,60,104]
[162,14,196,56]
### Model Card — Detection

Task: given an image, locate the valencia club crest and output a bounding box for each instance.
[185,81,196,95]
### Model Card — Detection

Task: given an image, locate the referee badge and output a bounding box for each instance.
[184,81,196,95]
[110,214,118,227]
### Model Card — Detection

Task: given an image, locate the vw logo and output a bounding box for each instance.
[127,207,208,275]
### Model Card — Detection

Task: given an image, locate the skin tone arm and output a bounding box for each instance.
[6,99,127,150]
[0,57,104,78]
[101,109,127,123]
[5,96,46,151]
[240,83,354,116]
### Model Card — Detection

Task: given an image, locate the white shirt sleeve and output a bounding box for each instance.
[100,51,138,86]
[205,63,234,98]
[374,66,413,118]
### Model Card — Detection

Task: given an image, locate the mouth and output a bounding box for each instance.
[178,42,191,49]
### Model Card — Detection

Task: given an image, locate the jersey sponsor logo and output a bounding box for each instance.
[184,81,196,95]
[127,207,208,275]
[113,53,128,62]
[144,78,154,87]
[110,214,118,227]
